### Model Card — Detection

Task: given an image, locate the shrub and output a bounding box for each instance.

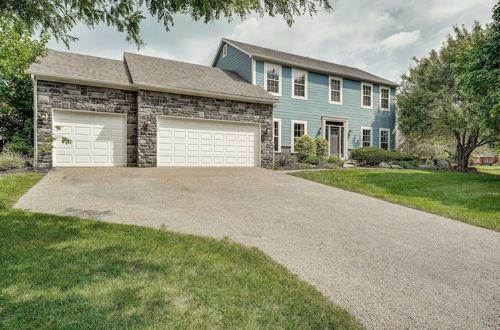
[351,147,418,166]
[0,151,26,171]
[327,156,345,166]
[389,160,421,169]
[294,135,316,162]
[277,153,295,167]
[314,137,328,162]
[305,155,322,165]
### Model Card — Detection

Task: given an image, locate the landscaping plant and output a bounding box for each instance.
[315,137,329,163]
[0,151,26,171]
[351,147,417,166]
[294,135,316,162]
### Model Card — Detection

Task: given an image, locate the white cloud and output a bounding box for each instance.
[380,30,421,50]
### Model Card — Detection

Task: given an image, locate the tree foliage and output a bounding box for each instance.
[0,0,332,47]
[397,4,499,170]
[0,17,48,154]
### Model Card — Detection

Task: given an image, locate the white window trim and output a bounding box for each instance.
[222,44,228,58]
[291,120,308,153]
[328,76,343,105]
[263,62,282,96]
[291,68,308,100]
[361,82,373,109]
[379,128,390,150]
[360,126,372,147]
[251,59,256,85]
[273,118,282,152]
[379,86,390,111]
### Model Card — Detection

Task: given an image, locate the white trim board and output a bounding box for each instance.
[273,118,282,152]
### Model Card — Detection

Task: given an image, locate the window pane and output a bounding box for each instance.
[380,130,389,150]
[294,123,304,137]
[363,85,371,106]
[330,79,341,102]
[294,84,305,97]
[362,129,371,147]
[381,88,389,109]
[266,66,280,93]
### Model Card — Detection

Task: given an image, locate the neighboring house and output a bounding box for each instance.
[27,50,276,168]
[472,143,499,165]
[212,39,399,159]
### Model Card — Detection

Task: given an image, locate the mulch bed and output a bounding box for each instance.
[0,167,48,175]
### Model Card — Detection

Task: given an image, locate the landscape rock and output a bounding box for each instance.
[378,162,390,168]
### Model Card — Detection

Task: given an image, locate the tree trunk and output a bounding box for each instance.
[457,148,472,171]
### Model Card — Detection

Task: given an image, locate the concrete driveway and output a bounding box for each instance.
[15,167,500,329]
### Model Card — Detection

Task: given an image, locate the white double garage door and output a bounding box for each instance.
[52,110,260,167]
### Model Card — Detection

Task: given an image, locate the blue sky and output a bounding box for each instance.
[47,0,494,83]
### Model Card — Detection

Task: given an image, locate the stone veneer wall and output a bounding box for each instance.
[137,90,274,167]
[36,81,138,168]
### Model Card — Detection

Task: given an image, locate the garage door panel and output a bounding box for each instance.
[53,110,126,167]
[157,117,259,167]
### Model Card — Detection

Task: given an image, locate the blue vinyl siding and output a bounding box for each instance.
[255,61,396,150]
[214,43,252,83]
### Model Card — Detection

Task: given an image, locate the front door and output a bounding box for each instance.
[326,125,344,157]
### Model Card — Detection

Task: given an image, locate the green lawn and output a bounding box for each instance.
[474,165,500,175]
[0,174,361,329]
[291,169,500,232]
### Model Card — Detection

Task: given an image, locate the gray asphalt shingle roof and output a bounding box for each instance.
[223,38,398,87]
[123,52,275,102]
[27,49,131,86]
[27,50,275,103]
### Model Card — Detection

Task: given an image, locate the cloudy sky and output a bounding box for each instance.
[47,0,494,83]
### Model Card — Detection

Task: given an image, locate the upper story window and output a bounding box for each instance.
[264,63,281,96]
[292,69,307,99]
[329,77,342,104]
[380,86,390,110]
[222,44,228,57]
[379,128,390,150]
[361,127,372,147]
[361,83,373,109]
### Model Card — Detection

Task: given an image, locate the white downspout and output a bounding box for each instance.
[31,74,37,170]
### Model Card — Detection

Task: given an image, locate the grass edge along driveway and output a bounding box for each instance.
[291,169,500,232]
[0,173,362,329]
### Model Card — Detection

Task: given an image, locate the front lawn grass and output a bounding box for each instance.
[0,174,361,329]
[474,165,500,175]
[291,169,500,232]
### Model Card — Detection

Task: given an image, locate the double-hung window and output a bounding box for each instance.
[292,69,307,99]
[273,119,281,152]
[361,83,373,109]
[361,127,372,147]
[291,120,307,152]
[379,128,390,150]
[265,63,281,95]
[380,86,390,110]
[329,77,342,104]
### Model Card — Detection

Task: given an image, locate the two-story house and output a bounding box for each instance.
[212,39,398,159]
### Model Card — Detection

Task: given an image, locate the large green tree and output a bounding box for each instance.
[397,5,499,170]
[0,17,48,154]
[0,0,332,47]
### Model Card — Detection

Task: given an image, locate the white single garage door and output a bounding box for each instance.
[157,117,259,167]
[52,110,126,167]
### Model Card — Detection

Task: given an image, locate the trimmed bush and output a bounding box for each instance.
[294,135,315,162]
[305,155,322,165]
[351,147,418,166]
[327,156,345,166]
[0,152,26,171]
[314,137,328,162]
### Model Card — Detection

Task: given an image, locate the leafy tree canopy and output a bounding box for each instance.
[0,17,48,154]
[397,3,499,170]
[0,0,332,47]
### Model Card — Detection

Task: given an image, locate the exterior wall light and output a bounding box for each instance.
[144,119,151,129]
[40,113,48,120]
